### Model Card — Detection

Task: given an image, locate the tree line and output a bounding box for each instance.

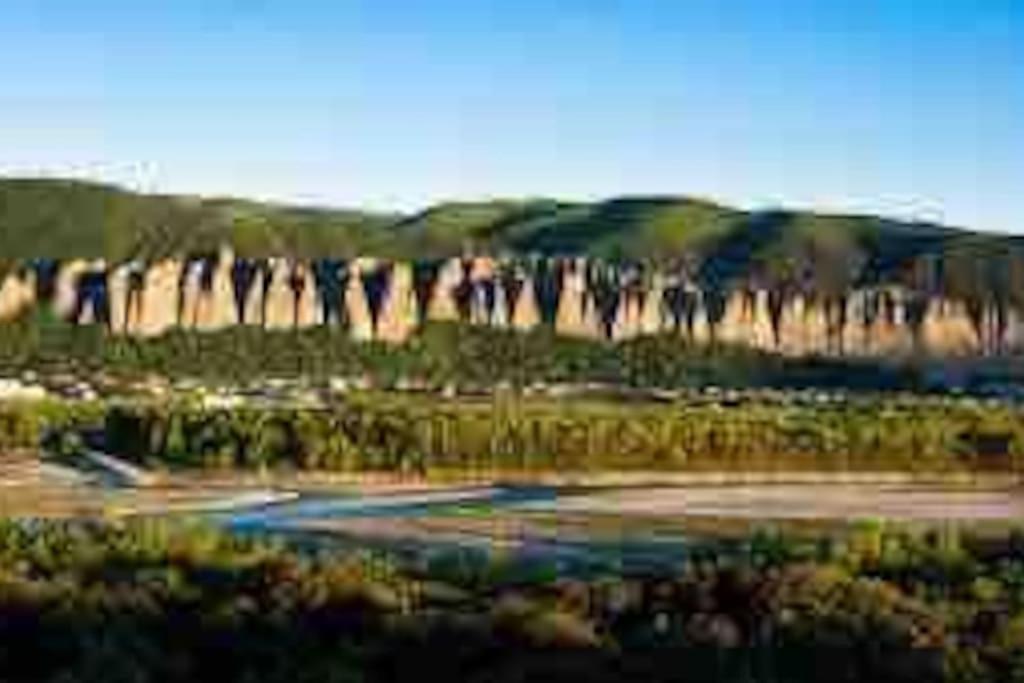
[0,393,1013,474]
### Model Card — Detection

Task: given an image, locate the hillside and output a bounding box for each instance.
[1,177,1021,298]
[0,178,398,261]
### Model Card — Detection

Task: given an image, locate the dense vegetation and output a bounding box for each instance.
[0,388,1018,474]
[2,178,1023,305]
[0,178,397,261]
[5,521,1024,681]
[6,313,1024,394]
[0,317,1020,474]
[92,397,1024,474]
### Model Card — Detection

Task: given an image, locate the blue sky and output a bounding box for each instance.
[1,1,1021,232]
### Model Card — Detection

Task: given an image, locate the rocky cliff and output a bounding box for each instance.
[1,246,1021,358]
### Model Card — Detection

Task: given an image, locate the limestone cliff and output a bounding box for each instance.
[376,261,416,343]
[183,248,236,332]
[346,258,376,341]
[426,258,464,322]
[137,260,182,336]
[0,269,35,321]
[0,250,1019,359]
[555,259,593,338]
[509,272,541,331]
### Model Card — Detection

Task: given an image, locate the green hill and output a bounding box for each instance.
[0,178,397,261]
[1,177,1021,300]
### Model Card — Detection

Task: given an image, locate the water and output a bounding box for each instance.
[212,484,692,576]
[219,485,557,530]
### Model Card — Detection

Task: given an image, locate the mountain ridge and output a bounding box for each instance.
[1,177,1020,299]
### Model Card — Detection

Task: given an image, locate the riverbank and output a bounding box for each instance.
[6,449,1024,524]
[165,467,1024,491]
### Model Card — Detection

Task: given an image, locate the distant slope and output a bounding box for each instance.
[1,177,1021,300]
[0,178,397,261]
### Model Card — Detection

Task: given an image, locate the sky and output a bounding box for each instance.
[0,1,1021,233]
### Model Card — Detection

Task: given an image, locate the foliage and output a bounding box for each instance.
[0,391,1015,474]
[5,522,1024,681]
[4,315,1020,394]
[0,178,396,262]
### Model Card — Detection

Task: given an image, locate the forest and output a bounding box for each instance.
[0,389,1018,474]
[3,519,1024,682]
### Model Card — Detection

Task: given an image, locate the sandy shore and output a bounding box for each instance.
[269,482,1024,553]
[525,483,1024,522]
[7,480,1024,532]
[165,468,1023,492]
[4,451,1024,524]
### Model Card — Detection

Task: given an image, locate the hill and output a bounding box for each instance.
[1,177,1021,298]
[0,178,397,261]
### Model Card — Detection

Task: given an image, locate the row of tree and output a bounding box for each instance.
[14,395,1014,473]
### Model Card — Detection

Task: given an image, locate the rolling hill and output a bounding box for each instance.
[1,177,1021,300]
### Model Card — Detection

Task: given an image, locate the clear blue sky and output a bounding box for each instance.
[1,1,1021,232]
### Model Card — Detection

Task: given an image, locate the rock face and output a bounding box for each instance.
[137,260,182,336]
[556,259,593,338]
[510,274,541,331]
[179,248,236,332]
[0,249,1019,359]
[53,260,91,321]
[346,258,376,341]
[376,261,416,343]
[426,258,464,322]
[0,269,36,320]
[262,258,297,330]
